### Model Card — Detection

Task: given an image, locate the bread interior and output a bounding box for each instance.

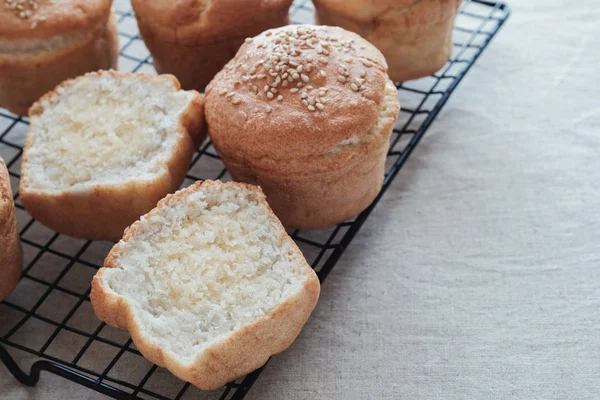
[101,182,311,360]
[23,73,194,191]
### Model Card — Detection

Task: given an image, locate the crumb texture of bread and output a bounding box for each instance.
[20,70,205,240]
[92,180,320,389]
[23,71,197,191]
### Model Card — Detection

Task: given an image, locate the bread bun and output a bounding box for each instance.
[205,25,400,229]
[20,70,206,241]
[0,0,119,115]
[131,0,294,92]
[313,0,462,81]
[91,180,320,390]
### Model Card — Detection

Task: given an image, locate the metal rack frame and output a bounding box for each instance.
[0,1,510,399]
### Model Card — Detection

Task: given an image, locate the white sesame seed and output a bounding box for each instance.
[360,71,366,78]
[218,88,227,95]
[265,105,272,113]
[267,92,274,99]
[264,86,269,92]
[277,95,283,101]
[320,71,327,77]
[337,76,346,83]
[361,60,373,67]
[271,88,278,93]
[297,82,304,87]
[307,105,316,111]
[245,38,252,43]
[257,74,266,79]
[316,103,324,110]
[302,100,308,106]
[227,91,235,98]
[290,88,299,93]
[232,97,242,104]
[351,83,359,91]
[301,74,309,82]
[291,72,300,80]
[296,65,303,73]
[300,92,308,99]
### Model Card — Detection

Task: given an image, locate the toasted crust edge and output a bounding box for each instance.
[0,158,22,300]
[19,71,206,241]
[90,180,320,390]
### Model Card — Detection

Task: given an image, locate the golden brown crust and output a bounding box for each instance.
[0,0,112,40]
[0,11,119,116]
[0,158,22,301]
[313,0,462,81]
[19,71,206,241]
[205,25,399,229]
[205,25,389,162]
[91,180,320,390]
[132,0,293,92]
[131,0,293,44]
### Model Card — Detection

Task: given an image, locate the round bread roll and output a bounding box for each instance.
[131,0,293,92]
[205,25,400,230]
[0,158,22,301]
[0,0,119,115]
[313,0,462,82]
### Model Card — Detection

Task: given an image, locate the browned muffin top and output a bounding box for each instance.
[0,0,112,40]
[205,25,392,162]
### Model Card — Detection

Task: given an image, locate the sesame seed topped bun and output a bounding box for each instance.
[0,0,112,40]
[206,25,391,163]
[205,25,400,229]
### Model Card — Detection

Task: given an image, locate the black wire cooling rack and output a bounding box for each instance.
[0,1,510,398]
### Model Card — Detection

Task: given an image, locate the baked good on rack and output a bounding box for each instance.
[0,157,22,301]
[0,0,119,115]
[91,180,320,390]
[130,0,293,92]
[312,0,462,82]
[19,71,206,241]
[205,25,400,230]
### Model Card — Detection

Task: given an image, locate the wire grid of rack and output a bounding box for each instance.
[0,1,510,399]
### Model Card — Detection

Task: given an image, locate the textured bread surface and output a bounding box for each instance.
[0,0,112,40]
[131,0,293,91]
[91,180,320,390]
[0,0,119,115]
[0,158,22,301]
[205,25,400,229]
[313,0,461,82]
[20,70,206,240]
